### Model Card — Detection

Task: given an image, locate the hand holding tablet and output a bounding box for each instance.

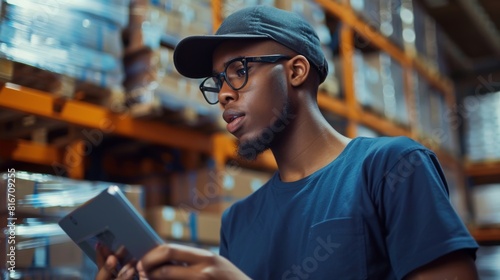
[59,186,164,278]
[59,186,250,280]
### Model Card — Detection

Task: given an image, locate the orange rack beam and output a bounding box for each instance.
[0,83,213,154]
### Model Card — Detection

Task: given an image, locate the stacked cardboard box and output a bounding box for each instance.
[146,206,222,244]
[124,1,223,131]
[170,165,273,214]
[143,165,273,245]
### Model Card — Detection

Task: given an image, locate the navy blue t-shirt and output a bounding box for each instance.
[220,137,478,280]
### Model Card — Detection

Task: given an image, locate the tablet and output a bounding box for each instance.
[58,186,164,268]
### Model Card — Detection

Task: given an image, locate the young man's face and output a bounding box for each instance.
[212,40,296,160]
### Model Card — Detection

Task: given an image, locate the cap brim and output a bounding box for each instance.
[173,34,269,79]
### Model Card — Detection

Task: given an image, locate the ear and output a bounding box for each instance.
[287,55,310,87]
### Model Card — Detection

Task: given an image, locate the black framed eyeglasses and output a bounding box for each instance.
[199,54,291,105]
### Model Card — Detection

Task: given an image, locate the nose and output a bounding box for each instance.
[218,82,238,106]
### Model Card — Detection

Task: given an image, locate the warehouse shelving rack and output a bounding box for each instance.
[0,0,498,241]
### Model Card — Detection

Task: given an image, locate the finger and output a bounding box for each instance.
[116,261,137,280]
[141,244,213,272]
[96,243,113,268]
[95,255,119,280]
[142,263,201,280]
[115,245,133,264]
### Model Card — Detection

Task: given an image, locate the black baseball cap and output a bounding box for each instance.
[173,5,328,83]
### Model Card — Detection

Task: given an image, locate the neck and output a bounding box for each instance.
[270,99,351,182]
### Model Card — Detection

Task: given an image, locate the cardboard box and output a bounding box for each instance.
[170,166,273,214]
[146,206,221,244]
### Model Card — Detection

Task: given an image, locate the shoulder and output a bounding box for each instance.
[353,136,433,169]
[358,136,428,157]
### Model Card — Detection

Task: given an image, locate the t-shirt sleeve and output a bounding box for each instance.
[376,148,478,279]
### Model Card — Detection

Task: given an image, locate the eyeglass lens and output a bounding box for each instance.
[201,58,248,104]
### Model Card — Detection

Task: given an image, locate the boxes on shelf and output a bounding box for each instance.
[471,184,500,227]
[464,91,500,162]
[413,71,434,139]
[438,94,459,155]
[1,219,97,279]
[399,0,418,57]
[123,0,216,117]
[170,165,274,214]
[146,206,221,244]
[0,0,129,107]
[0,171,145,278]
[289,0,339,98]
[152,0,212,26]
[320,46,341,98]
[379,0,403,47]
[124,45,223,132]
[476,246,500,280]
[149,0,212,41]
[354,50,384,116]
[415,84,456,154]
[349,0,381,29]
[0,171,145,217]
[225,0,275,17]
[379,53,408,126]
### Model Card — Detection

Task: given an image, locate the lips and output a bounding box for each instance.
[223,109,245,134]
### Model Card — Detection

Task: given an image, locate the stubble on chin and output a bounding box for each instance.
[235,101,294,161]
[236,138,268,161]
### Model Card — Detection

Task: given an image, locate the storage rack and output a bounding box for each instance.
[0,0,498,242]
[465,160,500,244]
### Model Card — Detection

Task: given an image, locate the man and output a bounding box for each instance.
[97,5,479,280]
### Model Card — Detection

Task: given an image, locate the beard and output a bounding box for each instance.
[236,99,294,161]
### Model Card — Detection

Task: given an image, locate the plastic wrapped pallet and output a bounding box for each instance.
[1,3,123,57]
[0,0,130,98]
